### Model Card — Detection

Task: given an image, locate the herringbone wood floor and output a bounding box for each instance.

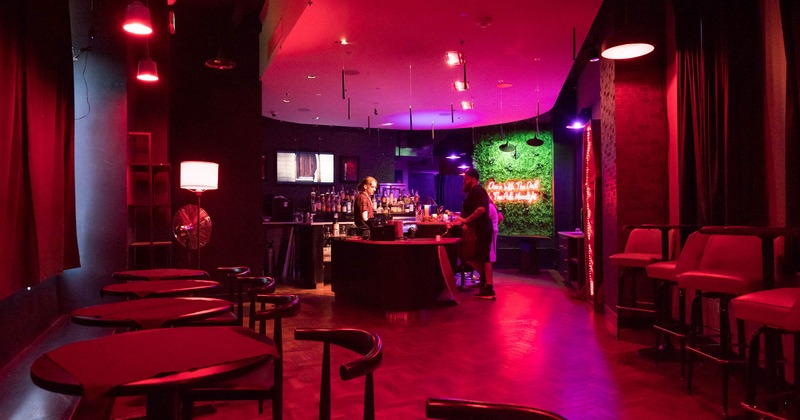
[3,269,743,419]
[177,269,740,419]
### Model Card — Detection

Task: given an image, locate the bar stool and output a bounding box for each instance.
[677,234,763,416]
[610,228,672,339]
[645,230,711,372]
[732,287,800,419]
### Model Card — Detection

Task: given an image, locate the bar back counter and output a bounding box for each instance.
[331,236,460,311]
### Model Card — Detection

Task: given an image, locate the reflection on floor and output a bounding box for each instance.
[2,269,742,419]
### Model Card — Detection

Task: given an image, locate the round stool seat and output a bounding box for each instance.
[732,288,800,331]
[677,269,762,296]
[609,253,661,268]
[218,266,250,275]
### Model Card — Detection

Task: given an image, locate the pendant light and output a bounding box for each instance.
[600,0,654,60]
[205,53,236,70]
[526,100,544,147]
[136,42,158,82]
[123,1,153,35]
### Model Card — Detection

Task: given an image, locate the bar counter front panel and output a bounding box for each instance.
[331,237,460,311]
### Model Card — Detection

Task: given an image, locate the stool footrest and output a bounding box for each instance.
[687,344,746,365]
[616,305,656,314]
[653,320,689,339]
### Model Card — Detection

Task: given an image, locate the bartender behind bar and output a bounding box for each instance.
[354,176,377,232]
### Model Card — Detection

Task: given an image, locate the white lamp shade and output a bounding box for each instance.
[181,161,219,192]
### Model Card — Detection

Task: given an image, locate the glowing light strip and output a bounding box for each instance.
[486,179,542,204]
[583,125,595,297]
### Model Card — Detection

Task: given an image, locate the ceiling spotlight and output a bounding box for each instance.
[123,1,153,35]
[453,81,469,92]
[458,164,469,170]
[446,51,465,66]
[446,154,460,160]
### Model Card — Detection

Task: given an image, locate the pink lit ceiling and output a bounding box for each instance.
[260,0,602,130]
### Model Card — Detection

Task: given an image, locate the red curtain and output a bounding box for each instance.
[675,0,767,227]
[0,0,80,300]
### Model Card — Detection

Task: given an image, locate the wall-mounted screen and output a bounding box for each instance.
[276,151,334,183]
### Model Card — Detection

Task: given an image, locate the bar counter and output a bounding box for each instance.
[331,237,460,311]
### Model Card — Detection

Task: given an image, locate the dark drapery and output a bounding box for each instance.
[675,0,767,227]
[782,0,800,227]
[0,0,80,300]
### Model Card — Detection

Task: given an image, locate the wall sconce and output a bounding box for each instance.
[123,1,153,35]
[566,107,592,130]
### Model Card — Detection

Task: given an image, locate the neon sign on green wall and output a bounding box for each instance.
[472,129,554,237]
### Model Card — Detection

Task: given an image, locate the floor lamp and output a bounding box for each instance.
[180,161,218,269]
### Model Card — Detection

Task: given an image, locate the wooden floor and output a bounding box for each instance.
[2,269,746,419]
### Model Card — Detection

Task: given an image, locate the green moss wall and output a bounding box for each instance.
[472,130,554,236]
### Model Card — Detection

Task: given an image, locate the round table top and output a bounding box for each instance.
[111,268,209,281]
[100,279,220,298]
[30,326,278,401]
[71,297,233,329]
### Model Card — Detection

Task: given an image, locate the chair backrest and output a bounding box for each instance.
[425,398,567,420]
[673,231,712,275]
[624,228,666,256]
[294,327,383,420]
[782,289,800,331]
[249,294,301,352]
[697,235,762,277]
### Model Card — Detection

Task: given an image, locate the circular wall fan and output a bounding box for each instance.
[173,204,212,249]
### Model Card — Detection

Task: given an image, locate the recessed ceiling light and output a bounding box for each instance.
[496,81,512,88]
[307,75,316,79]
[381,122,394,126]
[282,99,290,103]
[453,81,469,91]
[316,93,322,96]
[314,116,320,120]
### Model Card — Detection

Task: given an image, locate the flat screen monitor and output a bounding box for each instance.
[276,151,334,184]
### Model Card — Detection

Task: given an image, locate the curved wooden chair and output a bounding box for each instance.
[182,294,300,419]
[182,276,275,327]
[294,327,383,420]
[425,398,567,420]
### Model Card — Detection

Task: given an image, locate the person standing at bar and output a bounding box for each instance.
[354,176,377,229]
[456,168,495,299]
